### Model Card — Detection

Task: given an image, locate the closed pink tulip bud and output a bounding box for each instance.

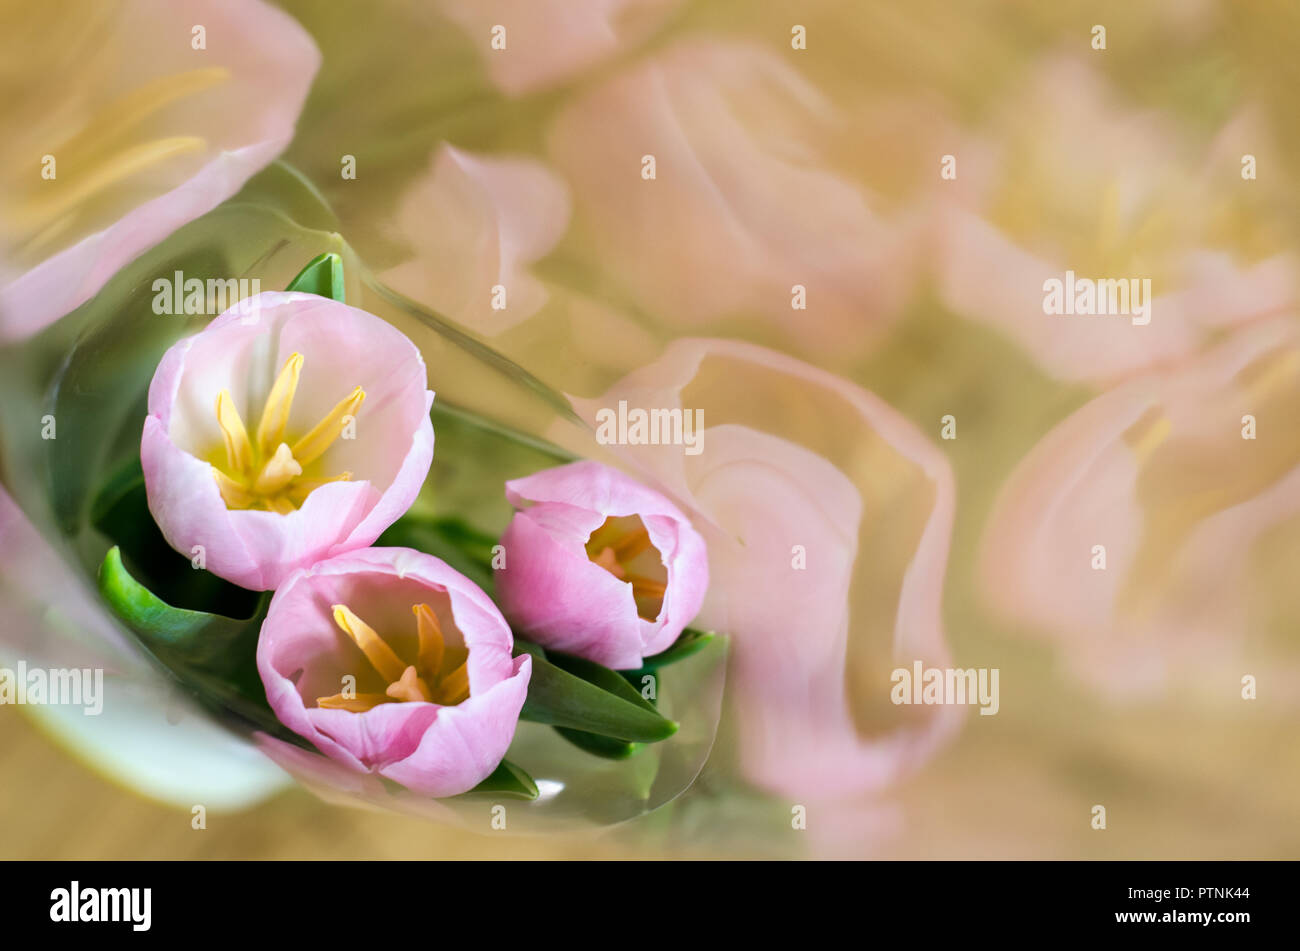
[496,460,708,669]
[142,291,435,590]
[257,547,531,798]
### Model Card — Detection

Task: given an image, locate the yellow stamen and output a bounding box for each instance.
[591,546,625,578]
[413,603,445,678]
[386,665,434,703]
[251,443,302,496]
[626,574,667,598]
[332,605,407,684]
[9,136,207,232]
[291,386,366,467]
[316,602,473,712]
[316,692,391,713]
[255,352,303,457]
[52,68,230,166]
[265,496,297,515]
[213,469,256,509]
[215,390,253,474]
[613,526,653,560]
[207,353,364,514]
[586,516,667,621]
[437,663,470,706]
[1123,408,1172,466]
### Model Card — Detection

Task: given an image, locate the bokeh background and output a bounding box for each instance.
[2,0,1298,858]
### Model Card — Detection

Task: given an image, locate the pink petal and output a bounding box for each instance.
[143,292,434,590]
[380,145,570,335]
[0,0,319,341]
[257,548,531,799]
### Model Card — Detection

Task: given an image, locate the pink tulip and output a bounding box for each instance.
[496,460,709,670]
[568,339,962,807]
[982,315,1300,696]
[381,145,570,336]
[933,57,1295,383]
[0,0,319,342]
[141,292,435,591]
[257,547,531,798]
[547,40,918,363]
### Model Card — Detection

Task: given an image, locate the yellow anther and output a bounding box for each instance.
[332,604,408,684]
[213,469,255,509]
[208,353,363,515]
[291,386,365,467]
[413,603,445,678]
[255,352,303,456]
[214,389,253,474]
[54,68,230,163]
[315,692,391,713]
[9,136,207,232]
[437,663,471,706]
[317,602,473,712]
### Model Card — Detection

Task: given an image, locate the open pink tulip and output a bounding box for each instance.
[257,547,531,798]
[496,460,708,670]
[0,0,319,342]
[142,291,435,590]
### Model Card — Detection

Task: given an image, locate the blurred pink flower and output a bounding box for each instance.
[0,0,319,342]
[257,547,532,798]
[0,489,291,809]
[548,40,919,362]
[381,145,570,335]
[142,292,434,590]
[569,339,962,805]
[496,460,709,669]
[435,0,680,96]
[981,315,1300,696]
[933,57,1295,383]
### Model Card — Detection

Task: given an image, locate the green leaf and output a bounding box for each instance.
[96,546,287,737]
[547,651,660,714]
[90,459,261,617]
[515,641,678,743]
[466,759,539,800]
[285,251,345,302]
[98,546,263,661]
[554,728,643,760]
[544,652,660,759]
[628,628,716,674]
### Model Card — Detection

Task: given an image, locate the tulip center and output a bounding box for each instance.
[210,352,363,514]
[315,602,471,712]
[585,515,667,621]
